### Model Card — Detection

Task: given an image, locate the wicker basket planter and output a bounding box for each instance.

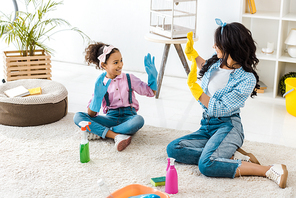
[3,50,52,82]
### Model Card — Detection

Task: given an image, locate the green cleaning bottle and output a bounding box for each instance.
[79,121,91,163]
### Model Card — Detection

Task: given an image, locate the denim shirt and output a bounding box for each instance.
[200,60,256,117]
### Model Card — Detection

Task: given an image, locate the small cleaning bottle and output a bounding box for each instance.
[97,178,114,198]
[165,157,178,194]
[79,121,91,163]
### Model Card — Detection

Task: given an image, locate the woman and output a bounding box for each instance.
[166,19,288,188]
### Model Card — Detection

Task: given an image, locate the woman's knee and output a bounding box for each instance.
[198,157,213,177]
[166,140,179,158]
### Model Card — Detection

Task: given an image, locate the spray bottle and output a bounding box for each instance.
[97,178,115,198]
[165,157,178,194]
[78,121,91,163]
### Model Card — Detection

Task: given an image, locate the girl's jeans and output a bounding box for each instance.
[73,107,144,138]
[167,113,244,178]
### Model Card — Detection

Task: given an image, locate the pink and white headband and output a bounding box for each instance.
[97,45,115,65]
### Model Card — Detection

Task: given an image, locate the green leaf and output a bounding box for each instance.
[0,0,90,56]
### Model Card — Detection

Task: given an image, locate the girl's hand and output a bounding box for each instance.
[89,72,111,112]
[144,53,158,91]
[185,31,199,61]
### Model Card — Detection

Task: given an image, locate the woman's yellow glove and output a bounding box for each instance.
[186,32,203,100]
[187,59,203,100]
[185,32,199,61]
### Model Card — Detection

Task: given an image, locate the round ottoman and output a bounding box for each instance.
[0,79,68,126]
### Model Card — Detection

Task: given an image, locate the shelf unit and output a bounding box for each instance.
[240,0,296,99]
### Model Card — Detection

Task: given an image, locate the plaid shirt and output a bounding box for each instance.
[200,60,256,117]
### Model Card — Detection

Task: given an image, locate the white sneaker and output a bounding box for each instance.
[233,148,260,165]
[87,132,101,140]
[233,151,250,161]
[114,134,132,151]
[266,164,288,188]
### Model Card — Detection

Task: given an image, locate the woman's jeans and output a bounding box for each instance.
[73,107,144,138]
[167,113,244,178]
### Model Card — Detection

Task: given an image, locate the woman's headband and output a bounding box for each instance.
[215,18,227,34]
[97,45,115,65]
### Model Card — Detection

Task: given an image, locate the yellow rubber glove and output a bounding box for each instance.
[186,32,203,100]
[187,59,203,100]
[185,31,199,61]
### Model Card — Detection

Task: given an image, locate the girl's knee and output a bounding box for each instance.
[73,112,88,125]
[123,115,144,135]
[73,112,81,124]
[134,115,144,128]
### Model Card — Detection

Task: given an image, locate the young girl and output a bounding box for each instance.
[73,42,157,151]
[167,19,288,188]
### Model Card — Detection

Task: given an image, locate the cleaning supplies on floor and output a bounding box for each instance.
[98,178,115,198]
[165,157,178,194]
[150,176,166,186]
[79,121,91,163]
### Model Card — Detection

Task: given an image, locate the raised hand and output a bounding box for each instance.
[144,53,158,91]
[185,31,199,61]
[89,72,111,112]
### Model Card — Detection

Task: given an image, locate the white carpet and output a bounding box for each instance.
[0,113,295,198]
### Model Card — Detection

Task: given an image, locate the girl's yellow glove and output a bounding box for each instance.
[186,32,203,100]
[185,32,199,61]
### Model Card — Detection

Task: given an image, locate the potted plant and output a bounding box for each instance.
[0,0,90,81]
[279,72,296,96]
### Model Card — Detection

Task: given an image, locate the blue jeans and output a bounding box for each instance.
[73,107,144,138]
[167,113,244,178]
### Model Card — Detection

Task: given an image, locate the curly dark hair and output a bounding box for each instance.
[84,42,119,70]
[199,22,260,97]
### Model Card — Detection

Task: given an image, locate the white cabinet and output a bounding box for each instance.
[240,0,296,98]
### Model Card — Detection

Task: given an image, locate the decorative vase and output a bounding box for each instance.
[287,45,296,58]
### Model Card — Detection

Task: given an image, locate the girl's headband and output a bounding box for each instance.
[215,18,227,34]
[97,45,115,65]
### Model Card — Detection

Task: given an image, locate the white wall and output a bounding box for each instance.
[1,0,241,78]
